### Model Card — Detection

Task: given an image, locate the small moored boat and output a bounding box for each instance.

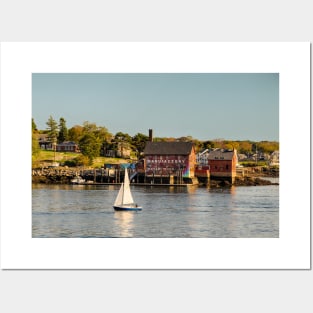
[71,176,85,184]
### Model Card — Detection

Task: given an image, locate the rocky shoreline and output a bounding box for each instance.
[32,167,78,184]
[32,167,278,187]
[214,176,278,188]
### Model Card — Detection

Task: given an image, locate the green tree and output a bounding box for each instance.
[82,122,112,142]
[82,121,98,133]
[202,140,215,150]
[177,135,193,142]
[58,117,68,143]
[95,126,112,141]
[68,125,84,142]
[46,115,58,144]
[153,137,167,142]
[32,118,40,160]
[211,139,225,149]
[113,132,132,158]
[32,118,38,132]
[257,141,279,154]
[114,131,132,144]
[132,133,149,154]
[237,141,253,154]
[74,155,90,167]
[81,121,113,157]
[191,138,202,153]
[79,133,101,164]
[224,140,239,151]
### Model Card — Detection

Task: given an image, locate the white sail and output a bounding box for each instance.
[114,183,124,206]
[122,169,135,204]
[113,168,141,210]
[113,169,134,206]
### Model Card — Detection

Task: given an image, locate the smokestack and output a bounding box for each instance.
[149,129,153,142]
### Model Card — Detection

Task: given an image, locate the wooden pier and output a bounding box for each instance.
[32,167,199,186]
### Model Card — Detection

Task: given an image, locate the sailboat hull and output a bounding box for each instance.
[113,205,142,211]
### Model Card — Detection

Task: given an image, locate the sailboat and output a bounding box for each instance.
[113,168,142,211]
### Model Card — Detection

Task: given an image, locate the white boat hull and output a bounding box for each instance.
[71,177,85,184]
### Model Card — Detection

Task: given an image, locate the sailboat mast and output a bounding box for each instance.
[121,168,128,204]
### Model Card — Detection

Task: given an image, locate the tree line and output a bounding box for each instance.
[32,116,279,165]
[32,116,149,164]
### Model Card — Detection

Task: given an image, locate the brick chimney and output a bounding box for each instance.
[149,129,153,142]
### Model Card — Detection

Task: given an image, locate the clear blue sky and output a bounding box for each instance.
[32,73,279,141]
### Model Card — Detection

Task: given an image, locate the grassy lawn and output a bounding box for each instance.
[239,161,269,167]
[32,150,131,168]
[92,156,131,168]
[35,150,78,162]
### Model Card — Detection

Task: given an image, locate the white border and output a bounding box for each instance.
[0,42,310,269]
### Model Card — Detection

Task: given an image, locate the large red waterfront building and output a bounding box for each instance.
[143,141,196,178]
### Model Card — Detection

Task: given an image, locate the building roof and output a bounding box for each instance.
[144,141,194,155]
[36,133,49,141]
[57,141,78,146]
[207,149,236,161]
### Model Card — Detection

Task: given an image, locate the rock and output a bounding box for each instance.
[254,178,271,185]
[234,176,272,186]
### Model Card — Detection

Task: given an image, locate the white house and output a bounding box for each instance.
[196,149,209,165]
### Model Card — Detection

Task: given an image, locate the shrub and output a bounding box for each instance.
[63,159,77,167]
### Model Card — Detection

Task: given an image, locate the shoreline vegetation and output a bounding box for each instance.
[32,118,279,187]
[32,148,279,187]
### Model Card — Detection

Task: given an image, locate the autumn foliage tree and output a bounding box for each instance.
[68,125,83,142]
[36,115,279,166]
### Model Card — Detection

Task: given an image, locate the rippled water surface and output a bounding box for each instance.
[32,180,279,238]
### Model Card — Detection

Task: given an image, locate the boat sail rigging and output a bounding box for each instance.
[113,168,142,211]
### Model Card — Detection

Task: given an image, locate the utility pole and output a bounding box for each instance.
[53,139,57,164]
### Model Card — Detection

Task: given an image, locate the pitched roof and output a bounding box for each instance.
[36,133,49,141]
[144,141,194,155]
[207,149,236,161]
[57,141,78,146]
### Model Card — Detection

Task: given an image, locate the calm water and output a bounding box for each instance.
[32,179,279,238]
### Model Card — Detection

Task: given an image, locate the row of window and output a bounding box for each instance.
[147,165,185,170]
[213,165,229,170]
[146,169,184,174]
[147,159,186,164]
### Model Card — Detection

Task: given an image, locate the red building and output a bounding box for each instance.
[143,142,196,178]
[207,149,237,183]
